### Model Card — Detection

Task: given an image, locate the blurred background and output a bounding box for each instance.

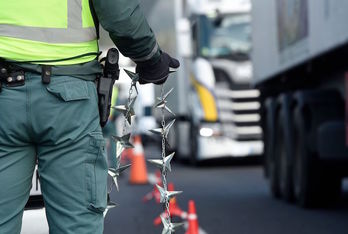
[23,0,348,233]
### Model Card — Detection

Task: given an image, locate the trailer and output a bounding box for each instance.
[171,0,263,164]
[251,0,348,207]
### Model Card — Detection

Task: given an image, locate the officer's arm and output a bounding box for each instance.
[92,0,160,64]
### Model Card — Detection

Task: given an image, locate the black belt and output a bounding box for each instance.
[0,61,51,92]
[0,63,25,92]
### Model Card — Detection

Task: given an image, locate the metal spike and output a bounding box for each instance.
[149,119,175,139]
[161,215,184,234]
[163,119,175,139]
[124,69,139,83]
[112,105,127,112]
[154,100,175,116]
[149,128,163,136]
[108,164,131,191]
[112,133,134,149]
[103,200,118,218]
[154,88,174,109]
[156,184,182,203]
[164,105,175,116]
[148,152,175,172]
[112,97,136,125]
[108,169,119,191]
[154,100,167,109]
[169,67,178,73]
[115,141,124,160]
[163,88,174,100]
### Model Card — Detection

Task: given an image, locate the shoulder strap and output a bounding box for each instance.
[89,0,100,39]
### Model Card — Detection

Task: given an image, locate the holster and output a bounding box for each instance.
[97,48,120,127]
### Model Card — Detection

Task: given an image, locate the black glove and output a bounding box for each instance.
[136,51,180,85]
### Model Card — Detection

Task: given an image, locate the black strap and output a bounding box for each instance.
[41,65,52,84]
[89,0,100,39]
[7,52,101,64]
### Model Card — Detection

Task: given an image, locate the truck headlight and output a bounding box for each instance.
[199,127,214,137]
[199,124,222,137]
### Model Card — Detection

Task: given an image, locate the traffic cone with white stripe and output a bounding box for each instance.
[185,200,199,234]
[129,135,148,184]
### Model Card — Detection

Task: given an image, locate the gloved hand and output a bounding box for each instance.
[136,51,180,85]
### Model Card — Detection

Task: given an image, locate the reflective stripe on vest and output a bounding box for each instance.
[0,0,98,65]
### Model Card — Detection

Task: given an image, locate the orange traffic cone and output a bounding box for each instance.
[185,200,199,234]
[129,135,148,184]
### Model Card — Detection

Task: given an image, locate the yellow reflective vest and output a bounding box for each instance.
[0,0,98,65]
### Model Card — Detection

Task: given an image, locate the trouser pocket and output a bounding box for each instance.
[46,77,91,102]
[85,130,108,214]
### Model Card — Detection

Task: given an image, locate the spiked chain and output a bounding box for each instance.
[149,83,184,234]
[105,69,183,233]
[104,70,139,217]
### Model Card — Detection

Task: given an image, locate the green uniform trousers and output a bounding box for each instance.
[0,73,108,234]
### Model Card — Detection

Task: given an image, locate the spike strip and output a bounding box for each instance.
[105,70,139,218]
[154,83,184,233]
[122,73,138,136]
[148,79,184,233]
[160,84,171,224]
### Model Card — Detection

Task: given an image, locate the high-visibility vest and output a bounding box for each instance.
[0,0,98,65]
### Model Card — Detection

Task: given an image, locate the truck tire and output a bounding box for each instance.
[277,110,294,202]
[264,98,276,178]
[265,99,280,198]
[277,94,295,202]
[292,90,344,208]
[293,107,319,208]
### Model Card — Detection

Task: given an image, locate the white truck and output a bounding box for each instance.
[251,0,348,207]
[170,0,263,163]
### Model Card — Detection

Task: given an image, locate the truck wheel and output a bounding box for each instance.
[292,107,319,208]
[268,115,281,198]
[277,114,294,202]
[277,95,295,202]
[264,98,276,178]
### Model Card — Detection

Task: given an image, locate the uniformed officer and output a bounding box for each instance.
[0,0,179,233]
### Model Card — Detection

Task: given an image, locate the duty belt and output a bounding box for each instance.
[0,61,52,92]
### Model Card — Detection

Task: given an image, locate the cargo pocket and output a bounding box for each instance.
[85,131,108,214]
[46,78,90,102]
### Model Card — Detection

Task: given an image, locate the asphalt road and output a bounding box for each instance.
[103,145,348,234]
[22,144,348,234]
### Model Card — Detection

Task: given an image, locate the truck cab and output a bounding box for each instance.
[172,0,263,162]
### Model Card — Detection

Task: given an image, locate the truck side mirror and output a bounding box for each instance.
[176,18,193,58]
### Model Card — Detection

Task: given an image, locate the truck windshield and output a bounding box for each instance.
[198,13,251,60]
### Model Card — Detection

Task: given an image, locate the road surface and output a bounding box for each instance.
[22,145,348,234]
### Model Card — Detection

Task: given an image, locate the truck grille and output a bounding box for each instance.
[214,82,262,141]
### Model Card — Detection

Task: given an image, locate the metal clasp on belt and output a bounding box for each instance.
[0,67,25,92]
